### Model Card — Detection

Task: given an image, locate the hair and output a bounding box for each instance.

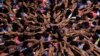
[0,45,5,54]
[83,41,90,51]
[4,41,16,47]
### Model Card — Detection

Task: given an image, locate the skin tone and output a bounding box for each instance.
[0,0,100,56]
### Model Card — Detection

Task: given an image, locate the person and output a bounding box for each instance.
[0,0,100,56]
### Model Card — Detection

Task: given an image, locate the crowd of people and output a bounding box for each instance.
[0,0,100,56]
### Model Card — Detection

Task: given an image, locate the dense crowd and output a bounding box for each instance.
[0,0,100,56]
